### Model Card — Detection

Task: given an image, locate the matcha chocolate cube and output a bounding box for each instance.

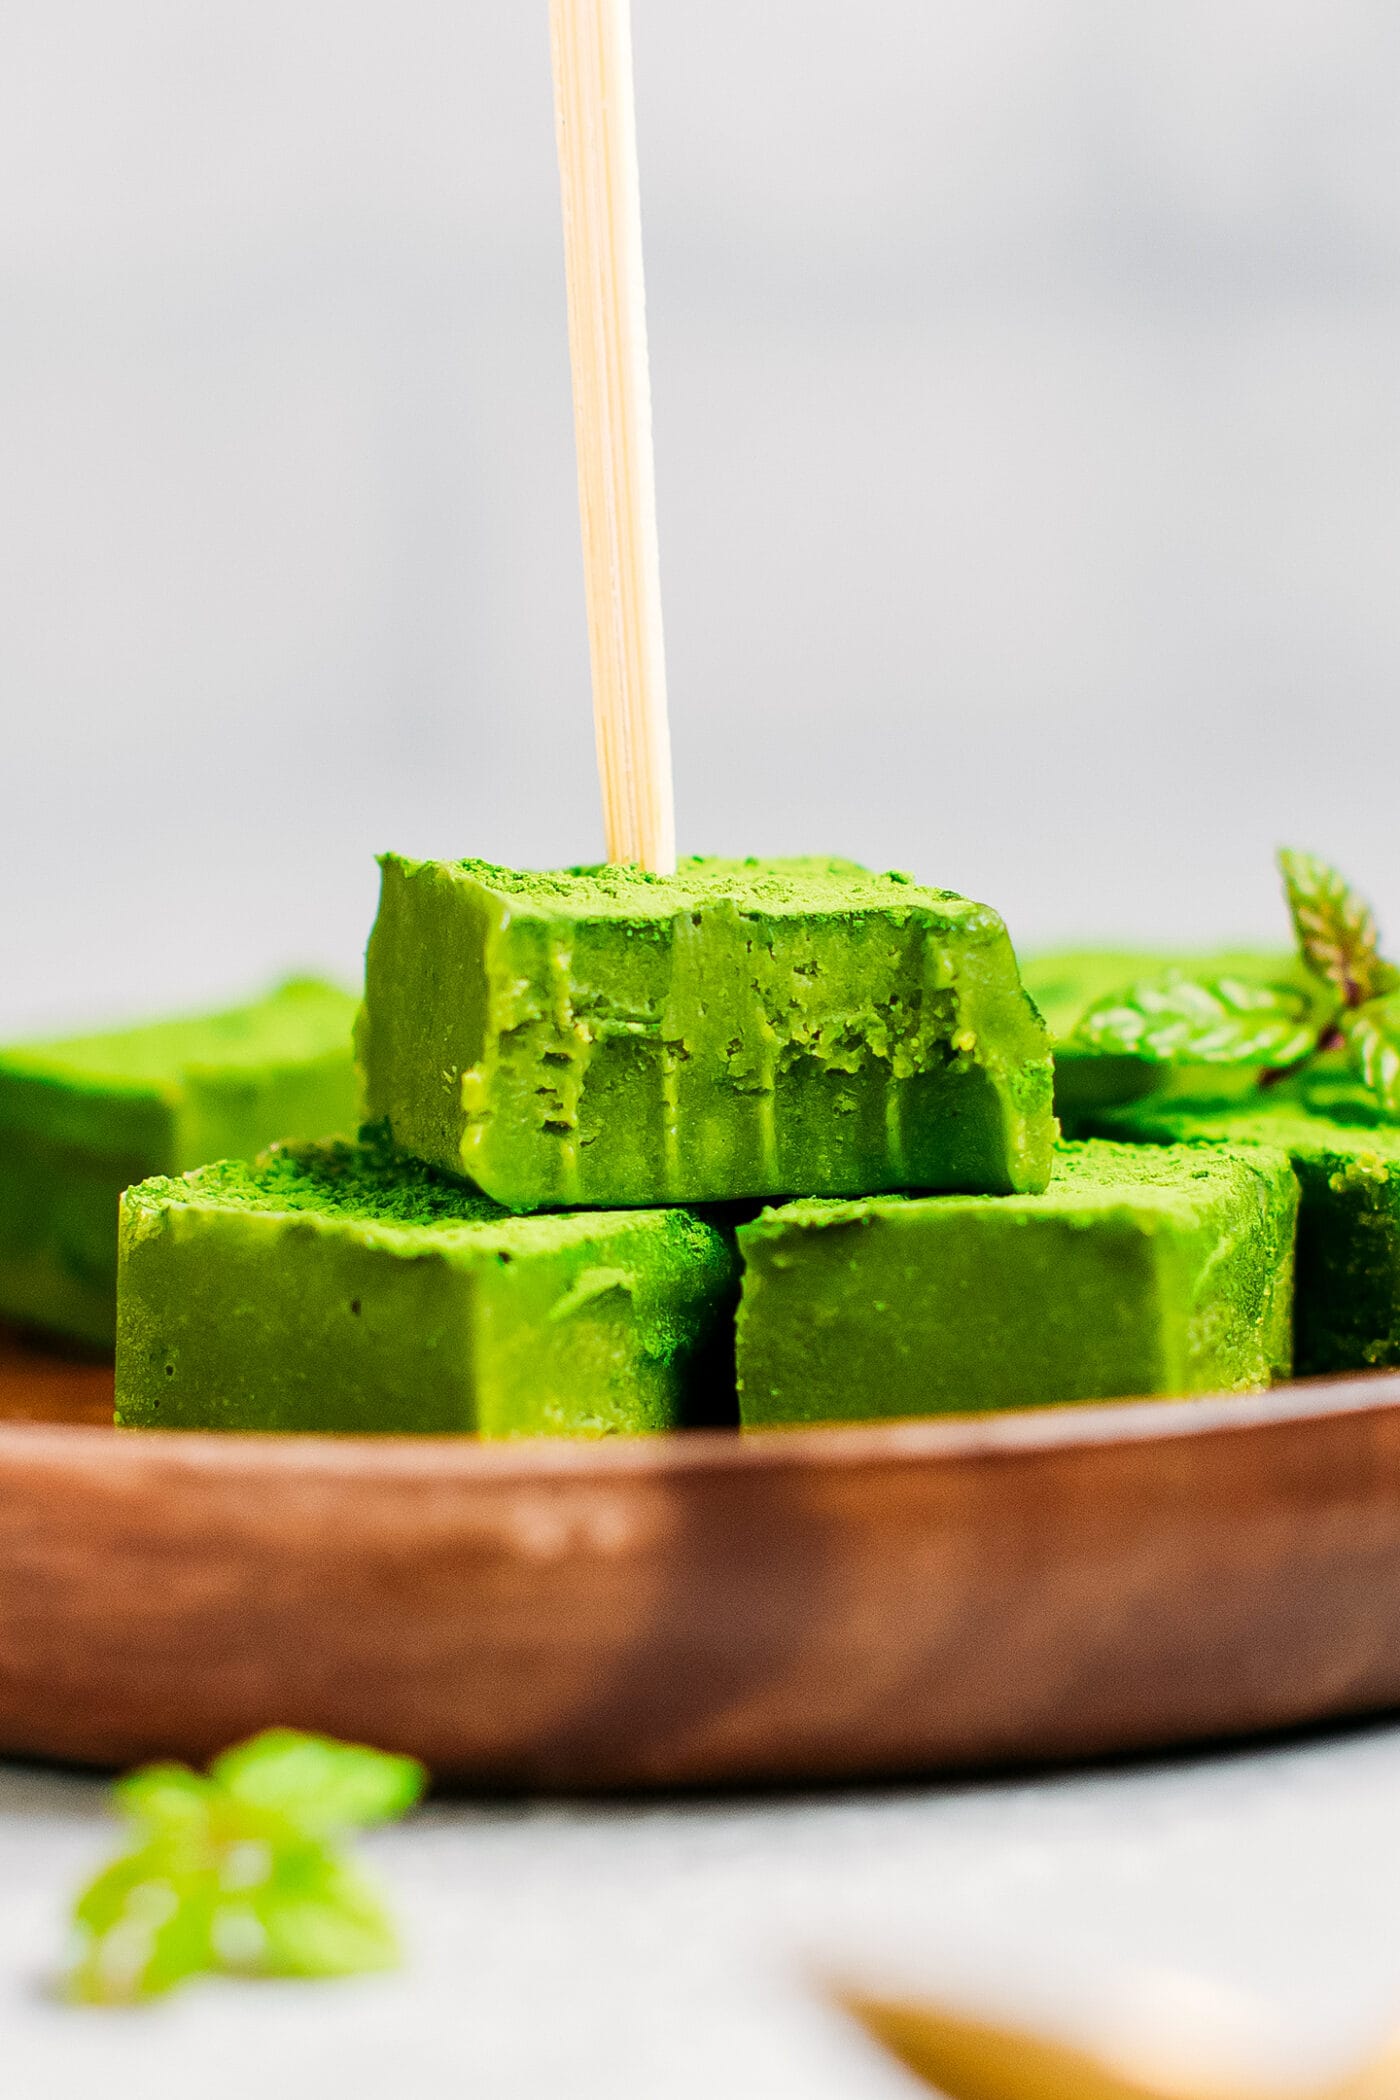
[735,1139,1297,1426]
[357,855,1055,1213]
[0,979,360,1351]
[1087,1077,1400,1377]
[1021,949,1315,1128]
[115,1136,739,1434]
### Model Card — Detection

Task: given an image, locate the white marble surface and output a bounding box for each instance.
[7,1719,1400,2097]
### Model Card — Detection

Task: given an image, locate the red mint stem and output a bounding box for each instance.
[1259,1014,1345,1092]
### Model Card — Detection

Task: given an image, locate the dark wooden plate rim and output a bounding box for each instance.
[6,1360,1400,1785]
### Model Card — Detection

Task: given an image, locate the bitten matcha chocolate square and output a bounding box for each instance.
[735,1139,1297,1426]
[1087,1077,1400,1376]
[115,1135,740,1434]
[357,855,1055,1213]
[0,979,360,1351]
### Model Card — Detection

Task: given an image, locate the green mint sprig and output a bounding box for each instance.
[1072,975,1317,1067]
[69,1729,426,2006]
[1072,850,1400,1114]
[1341,993,1400,1115]
[1278,847,1390,1008]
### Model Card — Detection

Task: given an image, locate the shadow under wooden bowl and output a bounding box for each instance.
[1,1327,1398,1786]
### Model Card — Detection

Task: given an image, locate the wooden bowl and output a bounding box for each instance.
[3,1327,1399,1786]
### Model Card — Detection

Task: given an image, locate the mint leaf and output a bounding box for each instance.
[212,1731,426,1837]
[75,1850,185,1937]
[1278,849,1387,1008]
[1072,976,1317,1065]
[1342,994,1400,1115]
[69,1730,423,2003]
[115,1764,213,1836]
[250,1849,401,1978]
[70,1864,218,2004]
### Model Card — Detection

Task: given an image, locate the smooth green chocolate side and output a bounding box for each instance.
[735,1139,1297,1426]
[1086,1077,1400,1377]
[1021,949,1317,1126]
[0,979,360,1351]
[358,855,1055,1212]
[115,1136,740,1435]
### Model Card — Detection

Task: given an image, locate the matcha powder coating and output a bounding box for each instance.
[116,1137,740,1435]
[357,855,1055,1212]
[1088,1077,1400,1377]
[735,1140,1298,1425]
[0,977,359,1350]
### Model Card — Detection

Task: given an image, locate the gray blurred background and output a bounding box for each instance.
[4,1,1399,1034]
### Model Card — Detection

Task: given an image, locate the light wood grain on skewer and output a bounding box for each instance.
[550,0,676,873]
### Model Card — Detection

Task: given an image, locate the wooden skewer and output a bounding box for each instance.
[549,0,677,875]
[839,1993,1400,2100]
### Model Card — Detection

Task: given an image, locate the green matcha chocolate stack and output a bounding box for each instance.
[736,1138,1298,1426]
[0,978,359,1350]
[112,853,1059,1435]
[1021,949,1315,1125]
[357,854,1056,1211]
[116,1134,737,1434]
[1087,1076,1400,1377]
